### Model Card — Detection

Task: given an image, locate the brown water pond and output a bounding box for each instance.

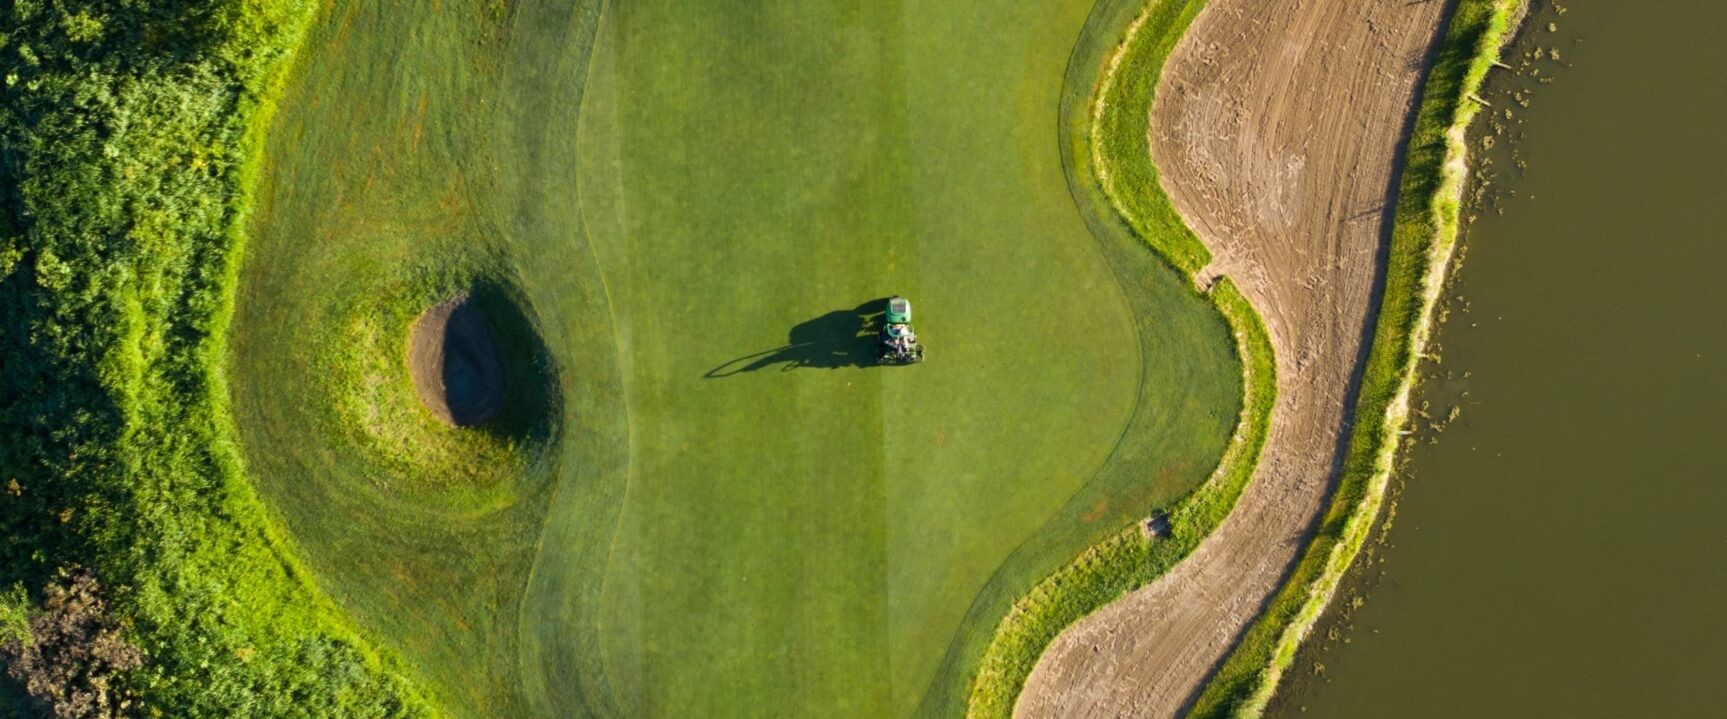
[1272,2,1727,716]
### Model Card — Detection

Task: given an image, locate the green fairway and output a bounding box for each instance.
[229,0,1239,716]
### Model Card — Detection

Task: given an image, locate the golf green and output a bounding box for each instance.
[228,1,1239,717]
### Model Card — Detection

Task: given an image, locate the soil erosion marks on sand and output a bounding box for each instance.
[1020,0,1449,716]
[409,295,506,427]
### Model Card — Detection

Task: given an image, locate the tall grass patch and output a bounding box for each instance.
[1091,0,1214,276]
[0,1,430,714]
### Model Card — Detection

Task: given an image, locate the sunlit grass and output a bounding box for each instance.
[1092,0,1215,276]
[966,279,1273,719]
[962,1,1282,715]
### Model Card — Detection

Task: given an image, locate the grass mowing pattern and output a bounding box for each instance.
[1184,2,1526,716]
[577,3,1238,715]
[230,3,625,715]
[966,280,1272,719]
[0,1,430,715]
[962,1,1283,714]
[232,0,1243,716]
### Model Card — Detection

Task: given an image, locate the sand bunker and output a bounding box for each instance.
[408,294,505,426]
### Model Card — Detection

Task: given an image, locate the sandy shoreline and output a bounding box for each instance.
[1017,0,1451,716]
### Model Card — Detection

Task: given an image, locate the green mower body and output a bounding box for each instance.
[879,296,924,365]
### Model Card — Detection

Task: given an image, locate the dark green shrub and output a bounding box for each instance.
[0,1,428,715]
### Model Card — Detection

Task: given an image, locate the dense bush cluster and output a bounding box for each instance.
[1,570,142,719]
[0,1,426,715]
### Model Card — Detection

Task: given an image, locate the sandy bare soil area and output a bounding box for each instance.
[1017,0,1450,716]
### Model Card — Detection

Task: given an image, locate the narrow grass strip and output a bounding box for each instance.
[965,279,1272,719]
[1091,0,1214,276]
[964,1,1281,716]
[1184,2,1526,716]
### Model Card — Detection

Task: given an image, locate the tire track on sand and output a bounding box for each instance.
[1018,0,1448,716]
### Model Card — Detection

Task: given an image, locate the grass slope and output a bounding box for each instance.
[1090,0,1215,277]
[230,2,623,716]
[0,1,428,715]
[233,0,1243,716]
[1185,1,1526,716]
[966,281,1272,719]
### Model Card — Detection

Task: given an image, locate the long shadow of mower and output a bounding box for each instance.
[703,298,892,378]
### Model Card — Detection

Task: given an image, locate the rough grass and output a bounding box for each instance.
[962,1,1286,715]
[1184,1,1526,716]
[0,1,430,715]
[315,256,559,507]
[1092,0,1215,276]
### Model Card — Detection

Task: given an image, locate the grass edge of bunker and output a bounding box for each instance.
[0,1,1257,712]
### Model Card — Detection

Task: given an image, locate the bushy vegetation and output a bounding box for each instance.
[1185,1,1524,717]
[1,569,142,718]
[0,1,428,715]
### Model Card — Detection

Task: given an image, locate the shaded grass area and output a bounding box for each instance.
[1185,1,1526,716]
[0,1,428,715]
[962,0,1282,715]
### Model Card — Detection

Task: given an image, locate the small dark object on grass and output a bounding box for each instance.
[1141,512,1172,539]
